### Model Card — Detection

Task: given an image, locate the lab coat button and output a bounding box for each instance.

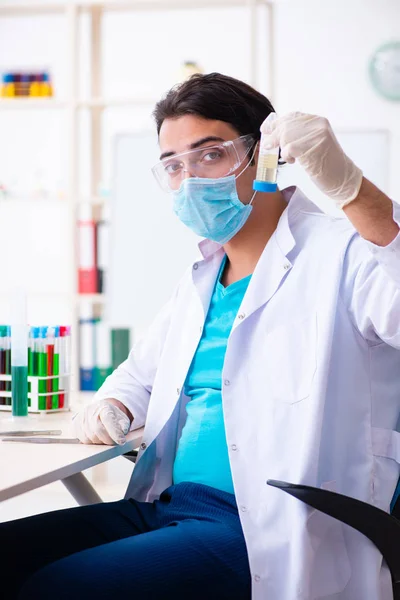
[177,388,181,395]
[224,379,230,386]
[238,313,245,320]
[140,442,147,450]
[193,263,199,270]
[231,444,238,451]
[240,505,247,512]
[254,575,261,583]
[284,263,291,270]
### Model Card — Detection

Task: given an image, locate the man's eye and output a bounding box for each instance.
[164,162,182,175]
[202,150,223,162]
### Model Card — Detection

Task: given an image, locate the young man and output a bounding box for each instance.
[3,73,400,600]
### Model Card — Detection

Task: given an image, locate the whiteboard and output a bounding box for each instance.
[108,129,390,336]
[107,132,201,337]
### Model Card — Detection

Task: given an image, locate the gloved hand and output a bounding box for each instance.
[73,399,131,445]
[261,112,363,209]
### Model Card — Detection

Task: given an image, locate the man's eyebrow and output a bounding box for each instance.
[159,136,226,161]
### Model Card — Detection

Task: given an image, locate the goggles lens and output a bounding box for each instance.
[152,134,255,192]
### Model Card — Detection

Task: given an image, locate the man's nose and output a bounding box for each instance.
[182,166,196,179]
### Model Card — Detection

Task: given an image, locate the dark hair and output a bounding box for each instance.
[153,72,275,141]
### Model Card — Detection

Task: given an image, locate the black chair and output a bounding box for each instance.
[267,479,400,600]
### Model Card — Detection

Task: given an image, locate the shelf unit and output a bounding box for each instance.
[0,0,275,393]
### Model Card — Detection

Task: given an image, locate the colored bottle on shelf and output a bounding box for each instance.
[96,204,110,294]
[111,328,131,370]
[20,73,30,97]
[95,320,112,390]
[13,73,22,97]
[29,74,41,97]
[79,304,96,391]
[40,72,53,97]
[78,204,97,294]
[1,73,15,97]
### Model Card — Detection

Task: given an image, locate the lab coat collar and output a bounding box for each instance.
[195,187,324,323]
[197,186,320,261]
[198,237,221,259]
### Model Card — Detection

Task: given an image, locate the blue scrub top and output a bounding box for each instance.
[173,257,251,494]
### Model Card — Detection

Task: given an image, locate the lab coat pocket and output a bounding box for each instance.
[306,481,352,598]
[256,314,318,405]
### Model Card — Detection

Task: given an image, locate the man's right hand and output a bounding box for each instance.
[73,399,132,445]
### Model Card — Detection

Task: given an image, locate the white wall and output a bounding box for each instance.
[0,0,399,326]
[0,2,270,325]
[274,0,400,200]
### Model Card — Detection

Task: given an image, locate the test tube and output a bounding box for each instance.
[65,326,71,377]
[0,326,5,400]
[46,327,55,410]
[38,326,48,409]
[5,326,11,401]
[29,326,40,378]
[59,326,68,408]
[253,113,279,193]
[11,289,28,417]
[52,326,60,409]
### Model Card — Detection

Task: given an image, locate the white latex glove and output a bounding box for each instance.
[261,112,363,209]
[72,399,131,445]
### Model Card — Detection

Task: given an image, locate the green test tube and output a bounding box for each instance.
[28,328,32,376]
[5,326,11,403]
[38,326,48,410]
[52,326,60,409]
[29,327,40,408]
[0,326,6,402]
[29,327,40,377]
[11,290,28,417]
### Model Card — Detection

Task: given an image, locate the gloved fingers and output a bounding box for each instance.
[260,111,279,134]
[85,431,104,445]
[99,405,129,445]
[261,112,329,152]
[91,420,116,446]
[72,412,93,445]
[279,144,296,164]
[259,132,280,151]
[74,407,110,445]
[102,405,130,435]
[260,111,304,135]
[76,429,93,445]
[71,401,131,446]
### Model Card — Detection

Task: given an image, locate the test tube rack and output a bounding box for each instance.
[0,373,70,413]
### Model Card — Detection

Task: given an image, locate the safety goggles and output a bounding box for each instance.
[152,134,256,193]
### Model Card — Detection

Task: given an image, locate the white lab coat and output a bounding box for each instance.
[96,187,400,600]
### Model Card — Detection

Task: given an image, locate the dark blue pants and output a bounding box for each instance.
[0,482,251,600]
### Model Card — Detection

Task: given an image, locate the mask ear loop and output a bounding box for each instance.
[249,189,257,205]
[235,141,259,206]
[235,141,259,180]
